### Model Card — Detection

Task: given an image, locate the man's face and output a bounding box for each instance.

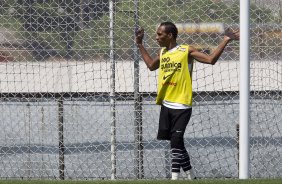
[156,25,170,47]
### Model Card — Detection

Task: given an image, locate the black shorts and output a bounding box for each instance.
[157,105,192,140]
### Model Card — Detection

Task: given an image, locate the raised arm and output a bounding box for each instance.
[189,28,240,65]
[135,28,160,71]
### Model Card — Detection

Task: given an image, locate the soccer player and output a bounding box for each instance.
[135,22,239,180]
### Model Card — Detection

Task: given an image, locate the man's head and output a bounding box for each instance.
[160,22,178,39]
[156,22,178,47]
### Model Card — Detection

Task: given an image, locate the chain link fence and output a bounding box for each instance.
[0,0,281,180]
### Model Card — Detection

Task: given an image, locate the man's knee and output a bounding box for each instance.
[170,135,184,149]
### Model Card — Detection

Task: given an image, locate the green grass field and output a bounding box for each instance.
[0,179,282,184]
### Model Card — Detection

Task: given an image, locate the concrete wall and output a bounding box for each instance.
[0,60,280,93]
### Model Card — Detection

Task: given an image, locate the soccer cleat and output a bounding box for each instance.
[171,172,180,180]
[185,169,197,180]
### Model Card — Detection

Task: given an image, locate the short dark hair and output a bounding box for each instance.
[160,22,178,39]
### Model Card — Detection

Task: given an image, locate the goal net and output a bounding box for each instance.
[0,0,281,180]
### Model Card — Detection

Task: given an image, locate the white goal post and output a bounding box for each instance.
[239,0,250,179]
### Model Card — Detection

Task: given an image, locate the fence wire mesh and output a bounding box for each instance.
[0,0,281,180]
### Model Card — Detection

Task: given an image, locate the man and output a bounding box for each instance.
[135,22,239,180]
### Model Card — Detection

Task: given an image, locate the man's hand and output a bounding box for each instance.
[224,28,240,41]
[135,27,145,45]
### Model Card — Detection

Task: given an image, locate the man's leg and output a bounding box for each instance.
[180,148,192,171]
[181,148,196,179]
[170,136,183,180]
[170,108,195,180]
[171,136,196,180]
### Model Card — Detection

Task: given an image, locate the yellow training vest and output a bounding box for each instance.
[156,45,193,106]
